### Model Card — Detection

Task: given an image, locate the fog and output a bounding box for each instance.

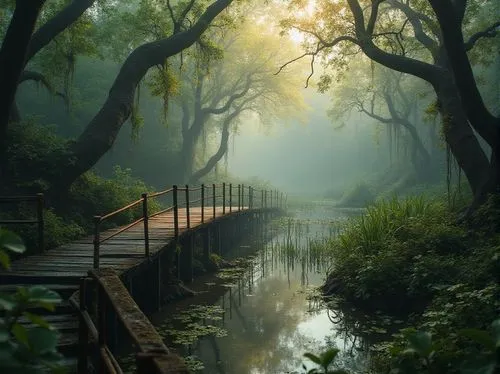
[227,92,386,196]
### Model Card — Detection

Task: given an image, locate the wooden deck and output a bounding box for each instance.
[0,206,252,355]
[1,206,247,281]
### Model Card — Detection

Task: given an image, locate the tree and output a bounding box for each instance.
[281,0,499,205]
[168,21,307,183]
[0,0,236,195]
[330,61,439,180]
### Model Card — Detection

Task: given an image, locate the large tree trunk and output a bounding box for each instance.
[436,79,491,199]
[40,0,233,193]
[188,110,240,183]
[0,0,46,177]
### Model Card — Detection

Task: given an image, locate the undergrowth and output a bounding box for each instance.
[321,195,500,373]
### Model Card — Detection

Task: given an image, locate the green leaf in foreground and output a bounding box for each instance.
[0,230,25,254]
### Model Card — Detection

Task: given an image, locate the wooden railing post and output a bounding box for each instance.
[93,216,101,269]
[78,277,88,374]
[270,189,273,208]
[241,184,244,210]
[173,185,179,238]
[36,193,44,252]
[248,186,252,209]
[97,283,106,358]
[261,189,264,208]
[281,192,284,209]
[201,184,205,223]
[222,182,226,214]
[212,184,216,219]
[264,190,267,208]
[238,184,241,211]
[185,185,190,229]
[229,183,232,213]
[142,193,149,257]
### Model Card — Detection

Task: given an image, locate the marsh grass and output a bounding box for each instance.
[334,196,442,257]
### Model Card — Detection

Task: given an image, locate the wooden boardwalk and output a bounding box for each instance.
[0,184,284,370]
[0,205,254,355]
[2,207,239,281]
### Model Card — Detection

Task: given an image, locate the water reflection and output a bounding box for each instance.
[158,203,370,373]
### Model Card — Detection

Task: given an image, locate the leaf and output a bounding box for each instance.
[404,331,433,358]
[0,250,10,269]
[460,356,496,374]
[23,312,50,329]
[304,352,322,365]
[27,286,61,308]
[320,348,340,368]
[0,293,16,311]
[12,323,29,346]
[0,230,25,253]
[28,327,58,355]
[459,329,495,351]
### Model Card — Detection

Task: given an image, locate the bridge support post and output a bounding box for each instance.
[202,228,211,264]
[215,223,222,255]
[179,235,194,283]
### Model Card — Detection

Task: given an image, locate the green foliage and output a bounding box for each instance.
[5,119,71,190]
[383,319,500,374]
[336,182,375,208]
[68,166,161,229]
[302,348,348,373]
[323,195,498,312]
[0,230,66,374]
[321,194,500,373]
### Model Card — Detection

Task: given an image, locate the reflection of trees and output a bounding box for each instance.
[197,263,318,373]
[195,212,370,373]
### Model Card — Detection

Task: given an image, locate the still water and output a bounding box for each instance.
[155,202,369,373]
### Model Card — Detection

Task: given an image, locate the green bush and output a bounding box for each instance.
[336,182,375,208]
[323,196,482,311]
[321,194,500,373]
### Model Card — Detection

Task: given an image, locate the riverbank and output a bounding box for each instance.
[320,195,500,372]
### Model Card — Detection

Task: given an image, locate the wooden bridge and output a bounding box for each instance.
[0,183,286,373]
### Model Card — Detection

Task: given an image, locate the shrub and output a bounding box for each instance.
[336,182,375,208]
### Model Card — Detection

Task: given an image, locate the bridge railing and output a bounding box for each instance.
[92,183,286,268]
[71,269,187,374]
[0,193,45,252]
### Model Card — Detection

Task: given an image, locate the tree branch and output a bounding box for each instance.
[189,106,246,183]
[27,0,96,61]
[428,0,499,148]
[386,0,439,55]
[0,0,46,166]
[51,0,235,191]
[464,20,500,51]
[346,0,443,85]
[203,73,254,115]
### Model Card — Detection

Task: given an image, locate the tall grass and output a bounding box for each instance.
[335,196,443,256]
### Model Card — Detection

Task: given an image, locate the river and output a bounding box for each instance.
[152,201,370,373]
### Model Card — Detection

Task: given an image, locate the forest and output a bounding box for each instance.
[0,0,498,373]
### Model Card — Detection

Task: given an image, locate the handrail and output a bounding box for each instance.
[148,187,173,198]
[99,217,144,244]
[73,269,187,374]
[0,193,44,252]
[92,183,287,269]
[99,198,143,221]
